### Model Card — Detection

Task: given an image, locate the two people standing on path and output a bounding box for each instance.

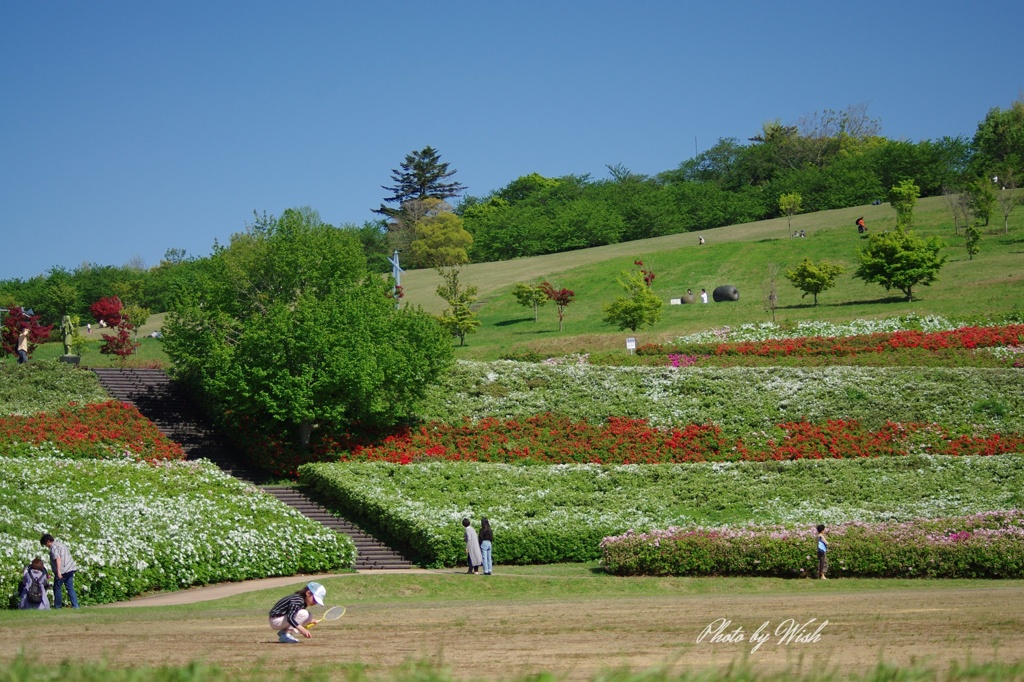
[463,518,494,575]
[41,533,79,608]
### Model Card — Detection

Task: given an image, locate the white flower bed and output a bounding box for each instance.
[1,456,355,606]
[672,314,959,345]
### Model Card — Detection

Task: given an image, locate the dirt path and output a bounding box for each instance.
[8,579,1024,680]
[98,569,441,608]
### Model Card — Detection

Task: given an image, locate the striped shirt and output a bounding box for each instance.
[268,593,306,628]
[48,540,77,575]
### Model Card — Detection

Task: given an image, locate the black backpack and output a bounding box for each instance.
[26,573,44,604]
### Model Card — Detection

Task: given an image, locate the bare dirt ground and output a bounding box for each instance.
[4,576,1024,680]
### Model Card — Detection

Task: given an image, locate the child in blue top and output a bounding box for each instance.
[816,524,828,579]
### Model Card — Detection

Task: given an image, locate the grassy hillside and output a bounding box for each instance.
[399,195,1024,360]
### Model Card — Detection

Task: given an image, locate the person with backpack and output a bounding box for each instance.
[41,533,79,608]
[19,557,51,609]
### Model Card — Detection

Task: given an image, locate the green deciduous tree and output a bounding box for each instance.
[121,302,151,343]
[964,224,982,260]
[965,177,997,227]
[854,228,947,302]
[778,192,803,234]
[407,202,473,268]
[435,267,481,346]
[785,258,845,306]
[889,179,920,229]
[512,282,548,322]
[164,207,453,447]
[971,98,1024,178]
[43,279,80,320]
[602,260,662,332]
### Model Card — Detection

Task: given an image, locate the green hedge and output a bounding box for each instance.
[0,361,108,416]
[298,455,1024,568]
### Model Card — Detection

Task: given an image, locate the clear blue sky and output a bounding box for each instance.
[2,1,1022,281]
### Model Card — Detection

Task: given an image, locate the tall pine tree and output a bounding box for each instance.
[376,146,466,217]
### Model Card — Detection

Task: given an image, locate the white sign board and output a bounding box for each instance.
[626,337,636,350]
[670,298,682,305]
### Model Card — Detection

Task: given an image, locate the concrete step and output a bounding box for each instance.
[92,368,415,572]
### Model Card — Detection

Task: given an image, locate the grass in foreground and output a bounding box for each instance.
[2,653,1024,682]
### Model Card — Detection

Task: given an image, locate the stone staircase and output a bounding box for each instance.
[260,486,413,570]
[91,367,413,570]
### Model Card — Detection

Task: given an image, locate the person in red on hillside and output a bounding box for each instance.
[856,217,866,234]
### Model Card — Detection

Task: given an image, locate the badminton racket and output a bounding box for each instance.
[306,605,346,628]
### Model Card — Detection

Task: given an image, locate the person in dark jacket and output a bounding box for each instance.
[268,582,326,643]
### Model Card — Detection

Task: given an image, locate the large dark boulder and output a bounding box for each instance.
[712,285,739,302]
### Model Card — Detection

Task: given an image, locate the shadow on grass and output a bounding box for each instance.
[494,318,536,327]
[511,329,556,337]
[834,296,910,306]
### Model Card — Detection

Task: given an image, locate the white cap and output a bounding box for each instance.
[307,581,326,606]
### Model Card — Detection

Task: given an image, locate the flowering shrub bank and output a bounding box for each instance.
[0,401,185,462]
[672,324,1024,359]
[601,511,1024,579]
[0,361,108,416]
[337,415,1023,464]
[0,456,355,607]
[672,314,982,345]
[298,456,1024,568]
[421,363,1024,436]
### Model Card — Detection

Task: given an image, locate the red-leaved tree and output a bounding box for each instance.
[541,281,576,332]
[2,306,53,360]
[99,320,140,362]
[90,296,124,327]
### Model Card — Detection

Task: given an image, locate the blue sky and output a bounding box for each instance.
[2,1,1022,281]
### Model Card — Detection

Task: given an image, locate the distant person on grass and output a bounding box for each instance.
[463,518,482,574]
[816,524,828,579]
[268,582,326,643]
[17,327,30,364]
[19,557,50,610]
[41,533,79,608]
[700,288,708,304]
[479,518,494,576]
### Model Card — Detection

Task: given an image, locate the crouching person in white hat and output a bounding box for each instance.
[268,581,326,643]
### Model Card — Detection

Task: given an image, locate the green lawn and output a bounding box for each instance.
[396,195,1024,359]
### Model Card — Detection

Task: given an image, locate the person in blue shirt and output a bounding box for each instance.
[816,524,828,579]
